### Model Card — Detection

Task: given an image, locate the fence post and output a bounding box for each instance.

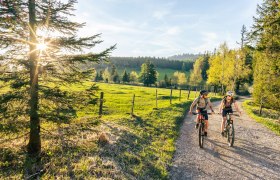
[156,89,158,109]
[170,88,173,104]
[187,86,191,100]
[179,89,182,101]
[99,92,104,117]
[194,87,197,98]
[131,94,135,117]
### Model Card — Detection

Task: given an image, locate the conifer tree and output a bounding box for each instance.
[0,0,115,159]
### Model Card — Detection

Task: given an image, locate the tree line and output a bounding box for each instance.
[188,0,279,111]
[93,56,195,71]
[94,61,192,88]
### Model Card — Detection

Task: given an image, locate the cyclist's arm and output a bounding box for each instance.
[219,101,224,113]
[233,101,241,114]
[208,101,215,113]
[189,98,198,113]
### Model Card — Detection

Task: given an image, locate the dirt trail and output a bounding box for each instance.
[170,97,280,180]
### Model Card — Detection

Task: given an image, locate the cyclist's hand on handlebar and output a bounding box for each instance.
[188,111,192,115]
[238,111,242,117]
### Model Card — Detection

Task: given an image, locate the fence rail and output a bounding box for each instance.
[97,87,219,117]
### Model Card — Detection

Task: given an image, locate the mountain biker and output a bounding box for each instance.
[219,91,241,136]
[189,90,215,136]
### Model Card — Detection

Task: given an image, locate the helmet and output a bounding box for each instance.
[226,91,234,96]
[200,90,208,95]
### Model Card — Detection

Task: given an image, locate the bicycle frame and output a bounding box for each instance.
[224,112,235,147]
[192,112,211,148]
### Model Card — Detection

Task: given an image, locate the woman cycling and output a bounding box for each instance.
[219,91,241,136]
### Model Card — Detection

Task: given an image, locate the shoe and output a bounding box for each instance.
[195,123,199,129]
[204,132,207,136]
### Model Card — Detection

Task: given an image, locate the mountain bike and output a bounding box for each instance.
[223,112,239,147]
[192,112,212,148]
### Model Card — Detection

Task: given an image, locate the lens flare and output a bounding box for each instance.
[37,43,47,51]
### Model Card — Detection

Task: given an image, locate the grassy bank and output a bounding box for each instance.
[242,100,280,136]
[0,83,219,179]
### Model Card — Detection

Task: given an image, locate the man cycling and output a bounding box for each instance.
[189,90,215,136]
[219,91,241,136]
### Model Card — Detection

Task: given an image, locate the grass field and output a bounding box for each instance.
[242,100,280,136]
[0,82,220,179]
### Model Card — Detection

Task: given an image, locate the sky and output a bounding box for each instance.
[72,0,263,57]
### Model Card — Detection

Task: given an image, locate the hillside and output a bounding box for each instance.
[168,53,202,61]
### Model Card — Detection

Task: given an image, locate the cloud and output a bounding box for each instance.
[165,27,182,35]
[190,32,219,53]
[153,10,170,20]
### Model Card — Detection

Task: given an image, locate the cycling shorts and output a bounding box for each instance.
[197,108,208,120]
[222,108,233,117]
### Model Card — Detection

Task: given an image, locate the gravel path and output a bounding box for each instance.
[170,98,280,180]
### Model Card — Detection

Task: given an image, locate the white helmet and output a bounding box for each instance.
[226,91,234,96]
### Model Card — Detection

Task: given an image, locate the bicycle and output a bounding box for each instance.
[222,112,239,147]
[192,112,212,148]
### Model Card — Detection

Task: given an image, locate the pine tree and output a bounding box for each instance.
[110,65,119,83]
[250,0,280,110]
[201,54,210,81]
[164,74,170,87]
[0,0,115,159]
[139,61,157,86]
[99,70,104,81]
[122,70,129,83]
[181,62,186,72]
[94,72,100,82]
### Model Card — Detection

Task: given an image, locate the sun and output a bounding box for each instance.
[36,43,48,51]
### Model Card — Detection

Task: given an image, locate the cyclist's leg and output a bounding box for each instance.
[205,119,209,131]
[203,110,209,132]
[196,109,199,123]
[229,109,233,121]
[221,109,227,132]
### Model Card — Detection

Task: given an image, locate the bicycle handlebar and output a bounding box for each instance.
[192,112,212,115]
[217,112,240,116]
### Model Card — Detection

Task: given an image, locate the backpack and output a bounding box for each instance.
[196,96,208,109]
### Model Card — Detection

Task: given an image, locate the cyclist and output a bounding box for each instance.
[219,91,241,136]
[189,90,215,136]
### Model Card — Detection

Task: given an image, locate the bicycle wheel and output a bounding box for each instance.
[198,123,204,148]
[227,123,234,147]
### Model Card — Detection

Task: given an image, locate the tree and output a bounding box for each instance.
[250,0,280,110]
[139,61,157,86]
[94,72,99,82]
[102,68,111,83]
[129,71,138,83]
[99,70,104,81]
[181,62,186,72]
[201,54,210,80]
[189,58,203,86]
[172,71,187,88]
[122,70,129,83]
[110,64,119,83]
[164,74,170,87]
[0,0,115,159]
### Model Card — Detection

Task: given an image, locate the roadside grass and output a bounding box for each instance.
[0,82,220,179]
[242,100,280,136]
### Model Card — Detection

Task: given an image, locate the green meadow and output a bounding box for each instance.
[0,82,220,179]
[242,100,280,136]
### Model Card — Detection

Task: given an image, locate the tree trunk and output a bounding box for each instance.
[27,0,41,157]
